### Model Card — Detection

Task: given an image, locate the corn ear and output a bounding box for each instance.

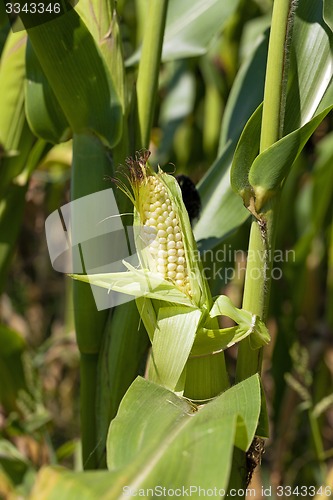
[112,153,212,310]
[71,152,270,393]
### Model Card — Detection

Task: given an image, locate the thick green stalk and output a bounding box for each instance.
[260,0,295,152]
[136,0,168,148]
[236,203,278,381]
[71,134,111,468]
[232,0,294,493]
[236,0,293,383]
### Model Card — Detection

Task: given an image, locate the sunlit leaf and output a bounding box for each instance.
[106,375,261,493]
[151,306,202,390]
[71,268,194,307]
[284,0,333,133]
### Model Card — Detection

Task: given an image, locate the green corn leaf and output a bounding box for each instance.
[249,105,333,211]
[0,439,31,486]
[22,10,122,147]
[127,0,240,64]
[150,306,202,391]
[29,375,261,496]
[231,104,333,212]
[0,30,37,194]
[25,39,70,144]
[284,0,333,135]
[229,104,262,206]
[74,0,112,43]
[29,467,120,499]
[106,375,261,492]
[75,0,126,110]
[0,30,26,152]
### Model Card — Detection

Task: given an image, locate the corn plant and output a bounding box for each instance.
[72,152,269,400]
[0,0,332,497]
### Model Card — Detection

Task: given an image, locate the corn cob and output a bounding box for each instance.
[116,152,191,296]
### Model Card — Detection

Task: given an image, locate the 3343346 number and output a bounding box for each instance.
[5,3,61,14]
[276,485,332,497]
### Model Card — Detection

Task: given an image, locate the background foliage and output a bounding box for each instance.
[0,0,332,497]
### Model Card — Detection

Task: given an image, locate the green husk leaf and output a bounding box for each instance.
[161,172,212,309]
[210,295,252,324]
[70,267,193,307]
[150,306,202,391]
[190,320,269,357]
[190,322,269,358]
[135,296,158,342]
[209,295,270,349]
[190,325,247,357]
[248,316,271,349]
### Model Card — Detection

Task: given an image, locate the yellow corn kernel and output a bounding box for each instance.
[115,152,191,296]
